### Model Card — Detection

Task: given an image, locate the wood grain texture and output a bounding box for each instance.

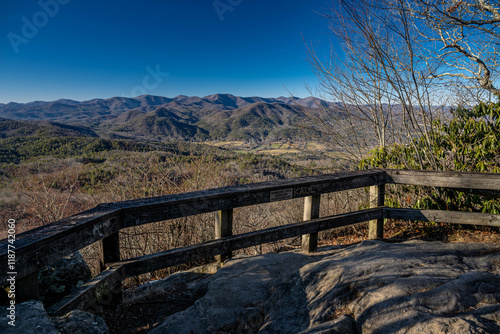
[215,209,233,263]
[369,185,385,239]
[0,207,120,286]
[302,195,321,253]
[0,169,385,286]
[47,208,383,315]
[5,168,500,306]
[118,208,383,278]
[117,169,385,227]
[384,169,500,190]
[384,208,500,227]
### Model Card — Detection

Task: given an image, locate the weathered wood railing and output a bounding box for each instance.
[1,169,499,315]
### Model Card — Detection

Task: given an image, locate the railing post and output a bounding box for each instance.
[101,232,121,270]
[302,195,321,253]
[100,220,122,305]
[368,184,385,239]
[17,270,40,302]
[215,209,233,264]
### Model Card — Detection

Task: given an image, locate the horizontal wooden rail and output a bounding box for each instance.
[48,208,383,315]
[384,169,500,190]
[48,264,125,315]
[0,207,120,287]
[0,169,385,286]
[2,168,500,309]
[384,208,500,227]
[121,208,382,277]
[115,169,385,227]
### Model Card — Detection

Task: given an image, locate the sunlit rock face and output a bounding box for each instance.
[148,240,500,333]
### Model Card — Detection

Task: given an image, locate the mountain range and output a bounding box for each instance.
[0,94,340,142]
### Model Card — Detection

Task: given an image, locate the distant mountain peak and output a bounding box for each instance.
[0,94,344,143]
[0,94,336,122]
[203,93,236,99]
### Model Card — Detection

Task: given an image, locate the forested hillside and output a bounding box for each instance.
[0,94,341,143]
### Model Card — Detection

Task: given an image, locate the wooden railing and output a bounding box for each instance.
[1,169,499,315]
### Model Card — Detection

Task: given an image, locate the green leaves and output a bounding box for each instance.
[361,101,500,213]
[0,135,157,164]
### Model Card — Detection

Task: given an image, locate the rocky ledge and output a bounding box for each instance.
[138,240,500,333]
[0,300,108,334]
[3,240,499,333]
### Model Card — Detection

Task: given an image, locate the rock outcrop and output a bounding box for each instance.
[52,309,109,334]
[38,251,92,308]
[148,240,500,333]
[5,241,499,333]
[0,300,57,334]
[0,300,109,334]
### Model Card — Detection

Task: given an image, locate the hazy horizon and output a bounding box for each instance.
[0,93,328,105]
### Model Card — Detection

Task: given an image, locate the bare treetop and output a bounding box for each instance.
[407,0,500,96]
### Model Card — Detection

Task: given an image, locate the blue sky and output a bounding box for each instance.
[0,0,332,103]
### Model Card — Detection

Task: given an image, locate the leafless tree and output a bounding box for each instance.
[405,0,500,102]
[305,0,447,168]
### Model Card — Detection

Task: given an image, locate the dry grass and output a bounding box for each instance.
[3,150,499,290]
[259,149,302,155]
[1,150,323,281]
[200,141,246,149]
[198,140,329,156]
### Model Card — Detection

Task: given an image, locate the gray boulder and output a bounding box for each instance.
[150,240,500,333]
[39,251,91,308]
[150,252,315,333]
[52,309,109,334]
[299,315,357,334]
[0,300,57,334]
[0,300,109,334]
[129,272,211,303]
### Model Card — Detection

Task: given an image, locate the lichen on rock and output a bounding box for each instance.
[38,251,92,308]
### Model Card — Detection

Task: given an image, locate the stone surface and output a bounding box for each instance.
[299,315,356,334]
[150,240,500,333]
[127,271,212,306]
[39,251,92,308]
[52,309,109,334]
[0,300,109,334]
[151,252,314,333]
[0,300,57,334]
